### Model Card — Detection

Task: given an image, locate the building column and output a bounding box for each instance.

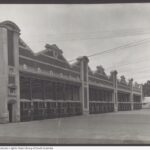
[0,28,9,123]
[111,70,118,112]
[140,84,143,109]
[0,21,21,123]
[77,56,89,115]
[29,77,32,100]
[129,79,134,110]
[13,31,20,122]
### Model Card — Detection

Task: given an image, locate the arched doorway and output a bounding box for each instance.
[8,99,17,123]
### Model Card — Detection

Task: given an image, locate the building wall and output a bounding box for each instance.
[0,21,20,123]
[0,21,143,123]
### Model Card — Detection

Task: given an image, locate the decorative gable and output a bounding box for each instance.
[37,44,68,64]
[44,44,62,58]
[120,75,127,84]
[95,65,106,76]
[128,78,133,86]
[134,82,140,88]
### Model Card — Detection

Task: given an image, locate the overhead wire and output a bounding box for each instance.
[23,28,150,81]
[25,27,150,43]
[68,37,150,62]
[24,27,150,83]
[106,56,150,70]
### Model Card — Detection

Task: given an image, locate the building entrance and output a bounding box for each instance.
[8,103,13,122]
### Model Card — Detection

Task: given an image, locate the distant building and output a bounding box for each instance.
[0,21,142,123]
[142,97,150,109]
[142,81,150,97]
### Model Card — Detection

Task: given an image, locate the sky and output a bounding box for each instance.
[0,4,150,84]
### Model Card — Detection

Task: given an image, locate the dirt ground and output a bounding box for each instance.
[0,109,150,144]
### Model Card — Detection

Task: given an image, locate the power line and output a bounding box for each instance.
[135,74,150,79]
[27,27,150,37]
[27,31,150,43]
[112,67,150,83]
[111,72,150,84]
[68,37,150,62]
[106,56,150,70]
[117,68,150,75]
[131,74,150,81]
[88,39,149,58]
[47,30,150,38]
[24,28,150,43]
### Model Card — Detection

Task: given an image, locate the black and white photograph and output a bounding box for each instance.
[0,3,150,145]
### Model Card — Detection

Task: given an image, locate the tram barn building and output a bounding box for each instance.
[0,21,142,123]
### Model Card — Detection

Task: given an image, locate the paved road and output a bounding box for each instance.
[1,109,150,144]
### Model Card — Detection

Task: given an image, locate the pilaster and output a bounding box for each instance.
[111,70,118,112]
[13,31,20,122]
[129,78,134,110]
[0,21,21,123]
[0,28,9,123]
[77,56,89,115]
[140,84,143,108]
